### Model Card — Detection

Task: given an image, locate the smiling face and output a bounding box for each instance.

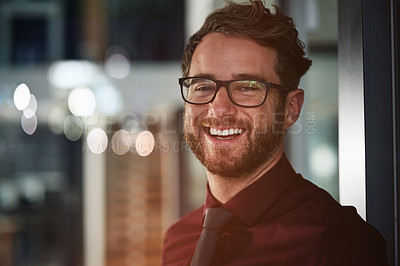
[184,33,287,179]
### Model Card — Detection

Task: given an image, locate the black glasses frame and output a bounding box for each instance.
[179,77,291,107]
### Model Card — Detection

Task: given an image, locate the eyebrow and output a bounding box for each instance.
[231,73,266,81]
[192,73,267,81]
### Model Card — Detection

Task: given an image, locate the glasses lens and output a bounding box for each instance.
[230,80,267,106]
[181,78,217,104]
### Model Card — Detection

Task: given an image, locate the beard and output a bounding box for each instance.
[184,100,286,179]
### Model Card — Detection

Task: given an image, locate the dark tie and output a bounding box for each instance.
[190,208,233,266]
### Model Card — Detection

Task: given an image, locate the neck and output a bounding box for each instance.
[207,149,284,204]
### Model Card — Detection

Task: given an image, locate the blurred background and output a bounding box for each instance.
[0,0,339,265]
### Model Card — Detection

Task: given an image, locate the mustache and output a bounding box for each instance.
[200,117,249,129]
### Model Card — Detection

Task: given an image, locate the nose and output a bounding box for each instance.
[209,86,237,118]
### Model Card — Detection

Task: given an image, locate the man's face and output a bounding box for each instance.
[184,32,286,179]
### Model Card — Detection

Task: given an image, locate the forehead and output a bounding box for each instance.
[189,32,279,82]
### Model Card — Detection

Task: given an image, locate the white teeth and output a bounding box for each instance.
[209,127,244,136]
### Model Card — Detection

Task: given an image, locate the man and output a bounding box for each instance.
[162,1,388,265]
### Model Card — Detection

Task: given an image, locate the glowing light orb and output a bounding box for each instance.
[111,129,131,155]
[120,113,141,133]
[14,83,31,110]
[87,128,108,154]
[310,144,337,179]
[68,87,96,117]
[104,53,131,79]
[94,84,122,115]
[23,94,37,119]
[135,131,155,157]
[48,60,97,89]
[63,115,84,141]
[21,113,37,135]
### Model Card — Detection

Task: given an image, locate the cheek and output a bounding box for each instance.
[184,105,205,132]
[248,105,269,123]
[184,106,199,123]
[252,113,270,133]
[186,105,209,120]
[248,106,278,133]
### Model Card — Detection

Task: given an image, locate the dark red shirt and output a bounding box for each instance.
[162,154,388,265]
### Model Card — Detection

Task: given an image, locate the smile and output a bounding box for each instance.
[207,127,245,140]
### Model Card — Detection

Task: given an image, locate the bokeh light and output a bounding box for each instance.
[63,115,84,141]
[23,94,37,119]
[14,83,31,110]
[0,181,18,210]
[135,131,155,157]
[93,83,123,115]
[21,113,38,135]
[48,106,67,135]
[48,60,97,89]
[310,144,337,179]
[17,177,45,205]
[104,53,131,79]
[111,129,132,155]
[68,87,96,117]
[87,128,108,154]
[120,113,141,133]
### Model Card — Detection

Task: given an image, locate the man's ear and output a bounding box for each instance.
[284,89,304,130]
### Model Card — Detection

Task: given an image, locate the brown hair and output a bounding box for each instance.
[181,0,312,90]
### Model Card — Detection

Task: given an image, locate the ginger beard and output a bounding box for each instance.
[184,97,286,179]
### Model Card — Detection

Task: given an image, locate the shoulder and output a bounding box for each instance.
[162,206,203,265]
[284,176,388,265]
[278,174,344,222]
[306,190,388,266]
[313,206,388,265]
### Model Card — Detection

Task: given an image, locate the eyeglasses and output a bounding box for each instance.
[179,77,290,107]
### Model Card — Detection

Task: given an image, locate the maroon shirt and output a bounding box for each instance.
[162,154,388,265]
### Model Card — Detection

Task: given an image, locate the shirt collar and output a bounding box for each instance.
[203,183,222,217]
[203,153,297,226]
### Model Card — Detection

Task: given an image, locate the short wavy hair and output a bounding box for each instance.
[181,0,312,90]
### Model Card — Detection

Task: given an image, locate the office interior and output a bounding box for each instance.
[0,0,398,265]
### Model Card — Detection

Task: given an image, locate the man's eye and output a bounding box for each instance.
[239,86,258,91]
[233,81,264,93]
[193,85,214,92]
[235,85,262,93]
